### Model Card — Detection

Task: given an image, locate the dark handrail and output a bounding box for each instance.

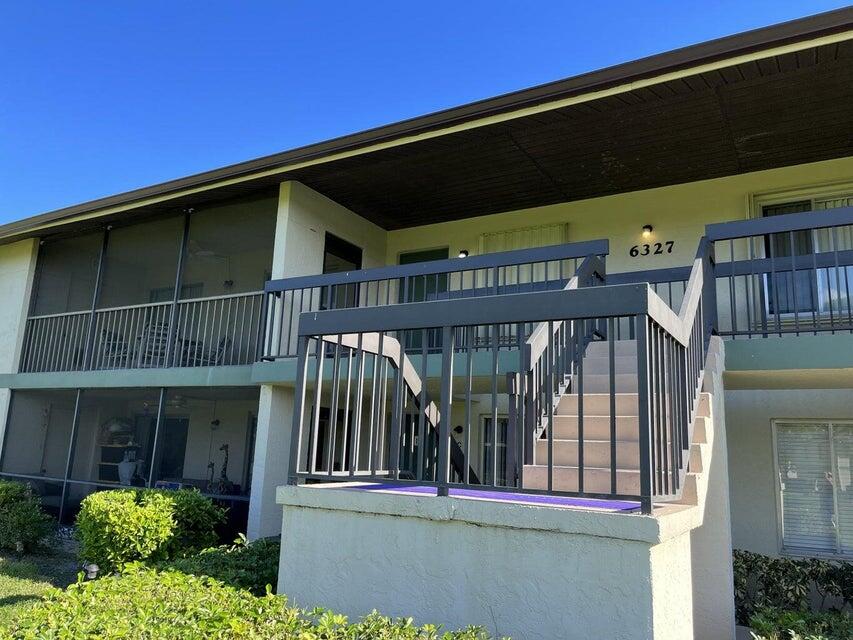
[266,239,609,292]
[705,206,853,241]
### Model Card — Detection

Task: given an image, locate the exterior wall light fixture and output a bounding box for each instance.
[642,225,653,238]
[458,249,469,258]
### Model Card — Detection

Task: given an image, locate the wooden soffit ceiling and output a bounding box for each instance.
[287,40,853,229]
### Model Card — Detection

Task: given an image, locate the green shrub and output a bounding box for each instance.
[159,488,225,558]
[76,488,225,572]
[0,565,492,639]
[163,535,280,596]
[733,550,853,625]
[0,480,53,552]
[748,607,853,640]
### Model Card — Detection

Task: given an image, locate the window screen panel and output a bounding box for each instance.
[833,424,853,555]
[31,233,101,316]
[776,423,837,555]
[98,216,183,309]
[181,195,276,299]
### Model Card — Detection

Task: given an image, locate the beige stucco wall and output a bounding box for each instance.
[277,484,719,640]
[725,386,853,557]
[385,156,853,275]
[272,181,387,280]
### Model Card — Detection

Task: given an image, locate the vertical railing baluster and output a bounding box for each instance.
[350,334,365,476]
[309,336,325,474]
[289,336,311,482]
[546,321,554,493]
[437,325,454,495]
[635,314,652,513]
[417,329,428,482]
[388,335,404,480]
[608,317,616,495]
[326,338,341,476]
[463,325,473,485]
[576,318,584,495]
[491,323,499,486]
[788,232,801,335]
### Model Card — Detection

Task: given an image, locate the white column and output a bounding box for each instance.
[691,340,735,640]
[247,384,294,539]
[0,239,38,456]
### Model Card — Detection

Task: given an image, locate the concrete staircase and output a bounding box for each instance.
[523,338,712,509]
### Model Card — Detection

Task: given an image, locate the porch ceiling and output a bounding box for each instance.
[290,40,852,229]
[67,38,853,235]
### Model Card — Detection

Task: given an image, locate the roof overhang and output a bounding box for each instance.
[2,7,852,241]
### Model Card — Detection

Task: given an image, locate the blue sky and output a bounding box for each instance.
[0,1,847,224]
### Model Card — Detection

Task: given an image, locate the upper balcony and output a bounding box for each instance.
[260,205,853,361]
[18,192,277,375]
[17,203,853,377]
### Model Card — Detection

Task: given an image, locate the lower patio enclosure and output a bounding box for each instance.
[0,386,259,528]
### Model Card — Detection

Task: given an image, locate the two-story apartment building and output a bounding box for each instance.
[0,8,851,638]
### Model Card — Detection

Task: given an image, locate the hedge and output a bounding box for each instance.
[162,536,279,596]
[0,565,492,640]
[748,607,852,640]
[0,480,53,553]
[733,549,852,625]
[76,488,225,572]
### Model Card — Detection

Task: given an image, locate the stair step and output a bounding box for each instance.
[557,393,638,416]
[523,465,641,495]
[550,415,640,441]
[585,340,637,357]
[534,438,640,468]
[573,373,637,393]
[580,355,638,375]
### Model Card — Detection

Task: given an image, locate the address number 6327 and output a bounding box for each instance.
[629,241,674,257]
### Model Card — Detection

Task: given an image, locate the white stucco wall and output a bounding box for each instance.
[0,239,38,456]
[272,181,387,280]
[248,385,294,539]
[277,484,726,640]
[690,340,736,640]
[725,386,853,557]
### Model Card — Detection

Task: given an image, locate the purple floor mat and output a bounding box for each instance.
[343,482,641,512]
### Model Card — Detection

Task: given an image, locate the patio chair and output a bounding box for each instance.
[185,335,232,367]
[98,329,132,369]
[135,321,171,367]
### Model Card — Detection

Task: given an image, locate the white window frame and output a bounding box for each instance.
[771,418,853,560]
[749,180,853,220]
[749,183,853,320]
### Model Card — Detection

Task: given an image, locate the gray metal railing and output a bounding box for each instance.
[288,243,715,513]
[19,291,264,373]
[706,206,853,338]
[261,240,609,359]
[19,310,91,373]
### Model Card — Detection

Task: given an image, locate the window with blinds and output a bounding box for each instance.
[478,222,568,254]
[775,421,853,558]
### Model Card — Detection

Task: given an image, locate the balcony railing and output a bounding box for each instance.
[287,244,714,513]
[18,207,852,375]
[19,291,264,373]
[261,240,610,359]
[708,205,853,338]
